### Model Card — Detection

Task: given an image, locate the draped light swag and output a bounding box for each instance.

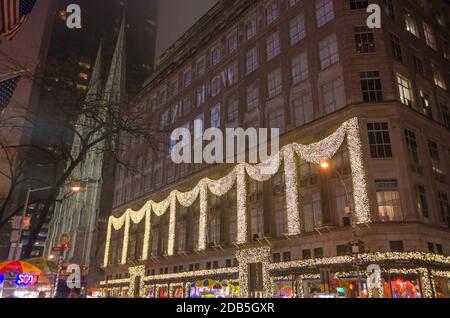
[103,117,371,267]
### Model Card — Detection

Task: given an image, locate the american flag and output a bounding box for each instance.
[0,75,20,110]
[0,0,36,40]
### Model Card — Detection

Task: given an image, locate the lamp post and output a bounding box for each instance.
[12,184,82,260]
[320,161,363,298]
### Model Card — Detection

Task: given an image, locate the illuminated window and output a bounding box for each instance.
[431,64,447,90]
[404,11,419,37]
[396,74,413,107]
[375,179,402,222]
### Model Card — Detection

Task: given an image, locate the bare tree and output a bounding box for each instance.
[0,50,164,258]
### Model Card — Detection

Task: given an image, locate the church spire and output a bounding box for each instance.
[86,41,103,102]
[104,14,126,104]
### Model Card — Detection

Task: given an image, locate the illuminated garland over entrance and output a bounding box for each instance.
[103,118,371,267]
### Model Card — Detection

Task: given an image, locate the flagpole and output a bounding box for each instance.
[0,70,25,80]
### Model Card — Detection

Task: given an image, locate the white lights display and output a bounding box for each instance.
[236,247,273,298]
[103,118,372,267]
[100,252,450,298]
[128,265,146,298]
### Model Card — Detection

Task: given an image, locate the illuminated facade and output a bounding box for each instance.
[100,0,450,298]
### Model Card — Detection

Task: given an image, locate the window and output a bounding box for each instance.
[293,94,313,127]
[319,34,339,69]
[416,185,430,219]
[303,192,322,232]
[268,108,284,132]
[441,103,450,129]
[211,76,221,97]
[282,251,291,261]
[268,68,282,98]
[321,77,344,114]
[313,247,324,258]
[196,85,207,106]
[250,206,264,239]
[423,23,437,50]
[246,47,259,74]
[389,241,404,252]
[428,242,435,253]
[211,44,222,66]
[246,15,257,40]
[266,1,279,25]
[405,130,420,164]
[227,95,238,122]
[292,52,309,85]
[266,32,281,61]
[397,74,413,107]
[428,140,440,162]
[302,249,311,259]
[210,104,221,128]
[390,33,403,63]
[183,68,192,87]
[246,83,259,111]
[350,0,368,9]
[226,62,238,87]
[288,0,299,7]
[272,253,281,263]
[367,122,393,158]
[360,71,383,101]
[419,89,433,118]
[436,244,444,255]
[196,56,206,77]
[354,26,376,53]
[182,96,191,116]
[432,64,447,90]
[274,199,286,237]
[337,245,350,256]
[438,192,450,223]
[315,0,334,27]
[289,14,306,46]
[375,179,402,221]
[404,11,419,37]
[228,30,238,54]
[413,56,424,76]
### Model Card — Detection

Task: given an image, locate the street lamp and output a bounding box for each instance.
[320,161,363,298]
[12,184,83,260]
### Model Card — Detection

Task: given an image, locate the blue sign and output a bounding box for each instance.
[0,273,4,284]
[15,274,36,286]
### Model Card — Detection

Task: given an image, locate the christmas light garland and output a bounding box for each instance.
[236,247,273,298]
[128,265,146,297]
[103,118,372,267]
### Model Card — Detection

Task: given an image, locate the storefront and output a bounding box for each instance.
[273,279,294,298]
[188,280,239,298]
[383,274,422,298]
[0,260,54,298]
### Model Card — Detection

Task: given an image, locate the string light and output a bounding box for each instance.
[128,265,146,297]
[102,118,372,268]
[283,146,301,235]
[236,247,273,298]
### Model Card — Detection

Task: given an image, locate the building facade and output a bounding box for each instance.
[100,0,450,298]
